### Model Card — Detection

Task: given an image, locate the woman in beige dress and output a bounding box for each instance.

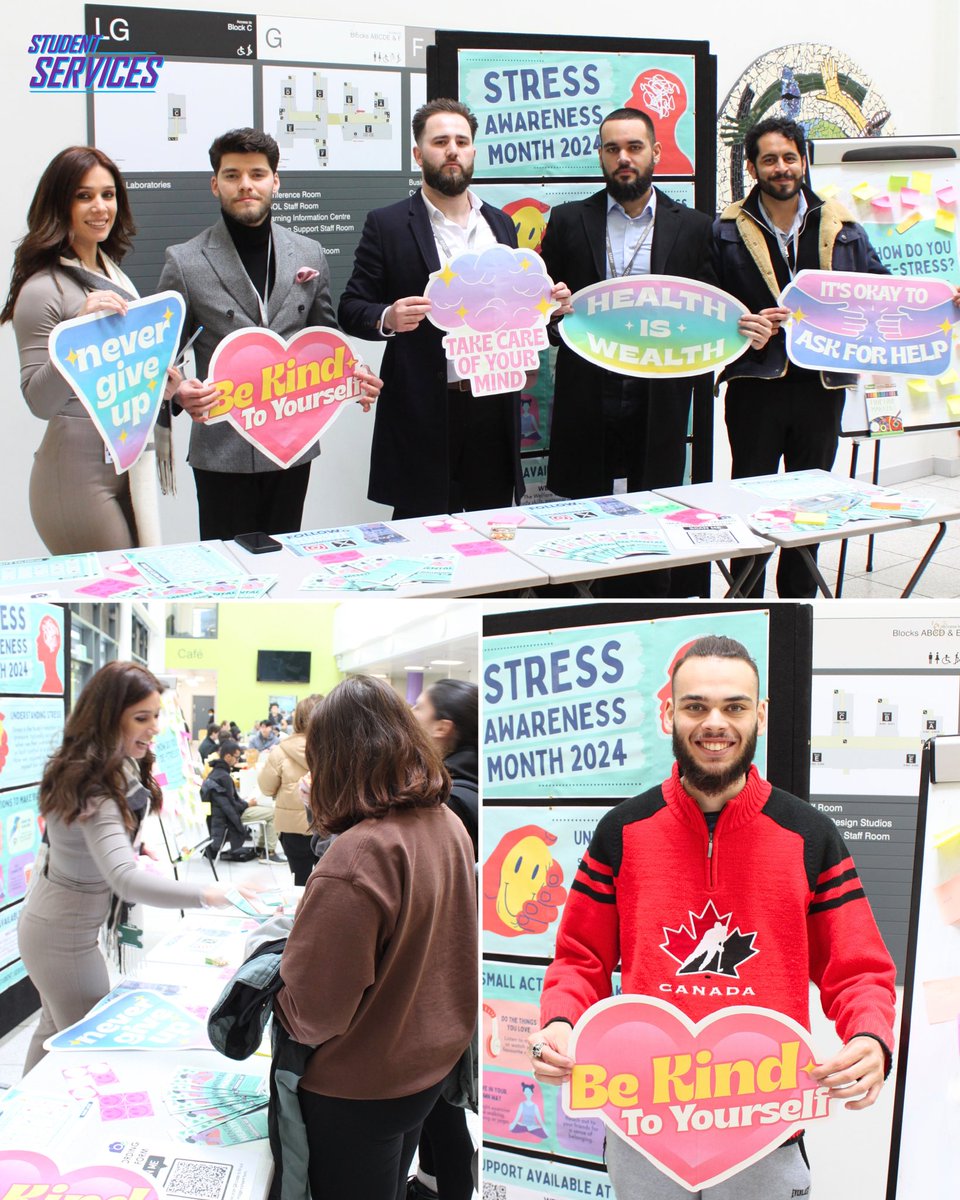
[1,146,173,553]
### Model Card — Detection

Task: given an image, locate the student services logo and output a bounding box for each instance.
[28,34,164,91]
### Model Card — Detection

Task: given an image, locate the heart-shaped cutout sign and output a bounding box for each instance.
[0,1151,159,1200]
[49,291,185,474]
[205,325,362,467]
[563,996,830,1192]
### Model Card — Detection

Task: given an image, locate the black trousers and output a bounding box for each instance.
[299,1080,444,1200]
[193,463,312,542]
[393,388,515,519]
[725,372,844,599]
[589,374,691,598]
[278,832,318,888]
[416,1096,474,1200]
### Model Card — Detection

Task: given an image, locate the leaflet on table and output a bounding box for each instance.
[0,553,99,584]
[118,575,278,600]
[121,545,246,587]
[277,523,408,556]
[658,514,748,550]
[299,554,457,591]
[224,887,285,919]
[520,495,684,525]
[731,472,867,503]
[529,529,670,562]
[747,489,936,533]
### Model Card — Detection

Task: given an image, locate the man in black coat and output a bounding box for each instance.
[339,98,570,518]
[201,740,283,860]
[543,107,771,502]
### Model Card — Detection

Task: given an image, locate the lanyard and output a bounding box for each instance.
[255,236,272,324]
[605,216,654,278]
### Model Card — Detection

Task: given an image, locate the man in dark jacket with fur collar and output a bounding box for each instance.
[713,117,887,599]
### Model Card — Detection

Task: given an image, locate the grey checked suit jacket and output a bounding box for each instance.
[158,217,336,473]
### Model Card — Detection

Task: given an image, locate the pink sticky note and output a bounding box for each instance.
[314,549,364,564]
[937,184,957,207]
[900,187,922,208]
[935,873,960,925]
[75,578,140,597]
[923,977,960,1024]
[451,540,509,556]
[870,194,893,211]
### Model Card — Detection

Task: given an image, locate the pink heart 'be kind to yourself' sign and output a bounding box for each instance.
[205,326,364,468]
[563,996,831,1192]
[0,1151,158,1200]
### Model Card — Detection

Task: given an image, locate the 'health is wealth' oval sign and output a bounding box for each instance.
[559,275,752,378]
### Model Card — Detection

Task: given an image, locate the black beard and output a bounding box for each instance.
[756,175,802,203]
[672,724,758,797]
[422,159,474,196]
[604,165,655,206]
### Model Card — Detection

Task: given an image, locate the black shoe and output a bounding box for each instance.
[406,1180,438,1200]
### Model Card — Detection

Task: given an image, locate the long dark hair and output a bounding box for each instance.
[306,675,448,835]
[1,146,136,323]
[39,661,163,827]
[426,679,478,753]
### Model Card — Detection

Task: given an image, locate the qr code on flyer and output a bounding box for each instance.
[164,1159,233,1200]
[482,1186,507,1200]
[682,526,738,546]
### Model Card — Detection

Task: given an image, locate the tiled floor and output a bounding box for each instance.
[710,473,960,598]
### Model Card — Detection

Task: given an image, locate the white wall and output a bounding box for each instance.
[3,2,958,556]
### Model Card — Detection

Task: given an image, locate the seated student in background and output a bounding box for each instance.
[202,738,284,861]
[248,719,279,752]
[198,723,220,763]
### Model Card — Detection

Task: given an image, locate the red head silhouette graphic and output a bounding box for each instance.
[627,69,693,174]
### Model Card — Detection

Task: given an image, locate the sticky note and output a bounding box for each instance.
[923,977,960,1024]
[900,187,922,208]
[934,820,960,847]
[935,873,960,925]
[939,367,959,386]
[896,211,922,234]
[889,175,908,192]
[871,194,893,211]
[908,378,932,397]
[946,395,960,417]
[936,209,956,233]
[911,170,933,194]
[937,184,957,207]
[852,182,877,201]
[793,511,827,526]
[818,184,839,199]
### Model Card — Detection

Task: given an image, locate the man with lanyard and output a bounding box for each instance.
[339,98,571,519]
[714,117,888,598]
[159,128,380,540]
[542,108,771,524]
[526,634,896,1200]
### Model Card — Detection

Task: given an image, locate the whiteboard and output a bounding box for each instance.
[809,135,960,436]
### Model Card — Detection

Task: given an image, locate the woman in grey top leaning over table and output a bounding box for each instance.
[17,661,258,1073]
[0,146,178,553]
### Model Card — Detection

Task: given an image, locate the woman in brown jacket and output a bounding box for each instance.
[257,694,324,885]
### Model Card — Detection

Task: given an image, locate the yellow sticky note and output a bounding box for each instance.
[852,182,877,201]
[818,183,839,199]
[889,175,908,192]
[911,170,933,194]
[896,211,922,234]
[936,209,956,234]
[793,511,827,527]
[908,378,932,397]
[945,394,960,417]
[934,820,960,848]
[939,367,959,386]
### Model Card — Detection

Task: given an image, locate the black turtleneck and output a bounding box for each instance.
[222,209,276,303]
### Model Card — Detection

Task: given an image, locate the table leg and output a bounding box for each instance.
[901,523,947,598]
[723,556,765,598]
[795,544,834,598]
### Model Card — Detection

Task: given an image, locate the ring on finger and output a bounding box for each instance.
[531,1041,545,1060]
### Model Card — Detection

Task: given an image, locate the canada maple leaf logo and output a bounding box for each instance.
[660,900,759,978]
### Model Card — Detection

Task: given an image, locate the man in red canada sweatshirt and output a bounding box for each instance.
[527,634,896,1199]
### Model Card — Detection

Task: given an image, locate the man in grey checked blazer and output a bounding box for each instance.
[158,127,378,541]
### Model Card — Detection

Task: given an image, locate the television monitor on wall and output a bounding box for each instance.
[256,650,312,683]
